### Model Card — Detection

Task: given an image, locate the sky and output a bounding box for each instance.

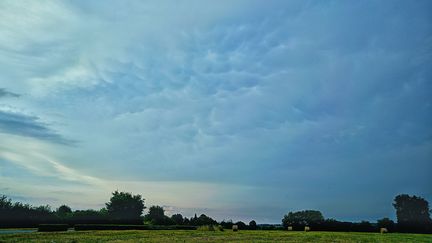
[0,0,431,224]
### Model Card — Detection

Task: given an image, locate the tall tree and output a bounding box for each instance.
[105,191,145,221]
[393,194,431,225]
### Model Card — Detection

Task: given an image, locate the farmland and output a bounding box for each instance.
[0,230,431,243]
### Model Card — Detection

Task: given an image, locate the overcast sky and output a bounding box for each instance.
[0,0,431,223]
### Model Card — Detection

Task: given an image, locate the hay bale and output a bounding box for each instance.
[304,226,310,232]
[232,225,238,232]
[380,227,388,233]
[287,226,293,231]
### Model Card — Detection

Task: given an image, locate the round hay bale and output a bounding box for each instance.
[232,225,238,232]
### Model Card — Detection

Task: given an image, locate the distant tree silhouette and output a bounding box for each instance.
[105,191,145,222]
[352,220,373,232]
[189,213,217,226]
[56,205,72,218]
[377,217,395,232]
[393,194,431,232]
[71,209,109,224]
[144,205,174,225]
[282,210,324,227]
[183,217,190,225]
[249,220,257,230]
[171,213,184,225]
[220,220,234,229]
[0,195,56,227]
[235,221,247,229]
[145,205,165,224]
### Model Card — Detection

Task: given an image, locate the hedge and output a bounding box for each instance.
[38,224,69,232]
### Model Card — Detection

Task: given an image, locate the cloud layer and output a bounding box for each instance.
[0,0,431,223]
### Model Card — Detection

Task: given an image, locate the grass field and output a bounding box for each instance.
[0,230,431,243]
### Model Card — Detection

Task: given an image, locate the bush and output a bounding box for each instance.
[38,224,69,232]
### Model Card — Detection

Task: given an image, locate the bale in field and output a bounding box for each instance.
[380,227,388,233]
[232,225,238,232]
[304,226,310,232]
[287,226,293,231]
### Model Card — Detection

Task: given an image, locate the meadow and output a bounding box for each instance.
[0,230,431,243]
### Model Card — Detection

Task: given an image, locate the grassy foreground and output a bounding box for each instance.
[0,230,431,243]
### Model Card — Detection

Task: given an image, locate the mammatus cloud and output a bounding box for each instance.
[0,88,19,98]
[0,0,430,223]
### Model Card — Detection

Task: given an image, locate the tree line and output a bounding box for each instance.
[281,194,432,233]
[1,191,431,233]
[0,191,235,228]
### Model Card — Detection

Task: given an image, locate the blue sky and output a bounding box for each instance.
[0,0,431,223]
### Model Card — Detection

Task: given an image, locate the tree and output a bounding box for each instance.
[0,195,13,211]
[352,220,374,232]
[393,194,431,226]
[171,213,184,225]
[235,221,247,229]
[220,220,233,229]
[189,213,217,226]
[377,217,395,231]
[145,205,165,224]
[249,220,257,230]
[144,205,173,225]
[105,191,145,221]
[282,210,324,227]
[56,205,72,218]
[72,209,109,223]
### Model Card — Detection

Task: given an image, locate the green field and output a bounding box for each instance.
[0,230,431,243]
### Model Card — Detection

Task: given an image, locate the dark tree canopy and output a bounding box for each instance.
[105,191,145,220]
[0,195,56,227]
[393,194,431,225]
[145,205,165,224]
[249,220,257,230]
[282,210,324,227]
[377,217,395,231]
[235,221,247,229]
[171,213,184,225]
[144,205,175,225]
[189,213,217,226]
[56,205,72,217]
